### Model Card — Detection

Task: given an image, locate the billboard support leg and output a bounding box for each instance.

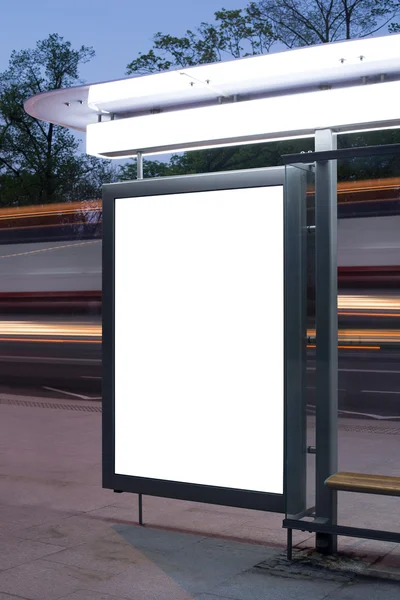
[287,528,293,560]
[314,129,338,555]
[138,493,143,526]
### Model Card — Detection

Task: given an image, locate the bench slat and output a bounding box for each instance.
[325,472,400,496]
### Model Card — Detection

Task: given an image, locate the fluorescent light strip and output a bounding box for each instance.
[87,80,400,158]
[87,34,400,115]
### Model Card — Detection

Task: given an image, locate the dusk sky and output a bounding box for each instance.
[1,0,247,84]
[1,1,394,162]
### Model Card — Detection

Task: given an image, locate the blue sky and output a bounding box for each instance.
[0,0,246,83]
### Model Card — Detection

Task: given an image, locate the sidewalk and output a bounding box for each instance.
[0,393,399,600]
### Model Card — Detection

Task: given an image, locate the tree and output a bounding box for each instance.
[125,2,400,176]
[127,1,400,74]
[119,157,179,180]
[256,0,400,47]
[0,33,116,206]
[126,7,276,75]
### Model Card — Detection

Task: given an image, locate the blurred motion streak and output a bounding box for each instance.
[0,320,101,341]
[0,320,397,347]
[338,295,400,311]
[308,328,400,345]
[0,176,399,348]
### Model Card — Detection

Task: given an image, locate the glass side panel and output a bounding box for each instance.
[285,151,400,540]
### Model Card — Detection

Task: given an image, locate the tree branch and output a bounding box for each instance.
[0,155,20,176]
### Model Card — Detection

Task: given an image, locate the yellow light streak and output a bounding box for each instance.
[308,328,400,343]
[0,337,101,344]
[338,295,400,311]
[307,345,380,350]
[0,321,101,339]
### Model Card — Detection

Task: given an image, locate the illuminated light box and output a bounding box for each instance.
[86,33,400,114]
[102,168,285,511]
[87,80,400,157]
[24,33,400,136]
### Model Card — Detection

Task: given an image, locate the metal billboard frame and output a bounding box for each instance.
[102,165,304,514]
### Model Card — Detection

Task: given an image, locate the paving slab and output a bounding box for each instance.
[73,558,194,600]
[15,514,112,548]
[44,530,152,574]
[114,523,206,553]
[208,569,343,600]
[0,537,65,570]
[0,558,114,600]
[114,527,273,596]
[324,580,400,600]
[0,401,399,600]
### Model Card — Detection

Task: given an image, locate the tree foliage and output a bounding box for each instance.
[119,157,180,180]
[125,1,400,177]
[126,7,276,74]
[0,33,116,206]
[257,0,400,47]
[127,1,400,74]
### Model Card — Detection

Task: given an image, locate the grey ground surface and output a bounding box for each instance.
[0,398,399,599]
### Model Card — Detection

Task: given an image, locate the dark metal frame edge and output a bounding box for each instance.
[102,166,286,513]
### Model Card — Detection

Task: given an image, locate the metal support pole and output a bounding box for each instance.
[314,129,338,555]
[138,493,143,525]
[137,151,144,180]
[136,152,144,523]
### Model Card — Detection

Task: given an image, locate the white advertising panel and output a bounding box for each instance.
[114,185,284,494]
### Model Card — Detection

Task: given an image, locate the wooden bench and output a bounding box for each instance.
[284,471,400,559]
[325,472,400,496]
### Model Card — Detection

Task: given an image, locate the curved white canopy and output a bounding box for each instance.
[25,33,400,134]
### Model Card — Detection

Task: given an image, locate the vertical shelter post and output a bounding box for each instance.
[314,129,338,555]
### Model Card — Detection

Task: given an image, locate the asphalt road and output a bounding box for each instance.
[0,240,101,293]
[0,339,102,400]
[0,333,399,420]
[307,349,400,419]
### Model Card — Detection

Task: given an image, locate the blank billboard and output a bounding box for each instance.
[113,185,284,495]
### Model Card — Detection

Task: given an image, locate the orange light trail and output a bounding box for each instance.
[307,345,381,350]
[338,312,400,318]
[0,321,101,339]
[0,200,101,220]
[0,338,101,344]
[338,295,400,311]
[308,328,400,344]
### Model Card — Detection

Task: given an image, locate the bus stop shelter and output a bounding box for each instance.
[25,32,400,557]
